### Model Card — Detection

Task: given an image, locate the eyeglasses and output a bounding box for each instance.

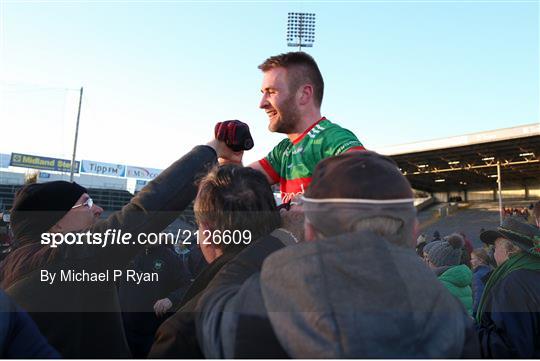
[71,197,93,209]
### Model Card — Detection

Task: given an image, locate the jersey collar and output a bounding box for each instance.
[291,117,327,145]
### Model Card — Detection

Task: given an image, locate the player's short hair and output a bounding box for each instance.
[258,52,324,107]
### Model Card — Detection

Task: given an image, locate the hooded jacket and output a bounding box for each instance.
[197,230,480,358]
[437,264,473,315]
[0,145,217,358]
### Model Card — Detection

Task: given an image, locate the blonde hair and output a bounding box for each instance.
[497,238,521,258]
[471,248,490,265]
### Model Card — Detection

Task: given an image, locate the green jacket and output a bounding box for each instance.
[439,264,473,315]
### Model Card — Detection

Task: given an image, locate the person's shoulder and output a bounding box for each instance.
[267,138,292,155]
[318,118,363,152]
[438,266,462,282]
[232,233,285,265]
[501,268,540,287]
[492,268,540,301]
[474,265,492,276]
[319,118,357,136]
[275,137,292,147]
[261,239,319,276]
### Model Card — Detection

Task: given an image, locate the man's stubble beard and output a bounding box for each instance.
[270,96,302,134]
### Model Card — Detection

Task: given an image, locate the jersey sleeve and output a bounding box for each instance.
[322,127,364,158]
[258,139,288,184]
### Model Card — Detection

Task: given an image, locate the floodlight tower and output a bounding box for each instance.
[287,12,316,51]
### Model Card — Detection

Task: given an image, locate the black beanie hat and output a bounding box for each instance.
[10,181,87,242]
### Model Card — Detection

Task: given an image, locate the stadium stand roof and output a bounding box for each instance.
[377,123,540,193]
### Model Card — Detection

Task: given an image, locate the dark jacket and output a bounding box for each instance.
[148,230,288,358]
[477,269,540,358]
[119,245,192,358]
[472,264,492,316]
[0,145,217,358]
[183,245,207,281]
[148,244,244,359]
[0,290,59,358]
[198,230,480,358]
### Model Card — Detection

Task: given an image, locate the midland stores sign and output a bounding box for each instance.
[9,152,162,180]
[10,153,80,173]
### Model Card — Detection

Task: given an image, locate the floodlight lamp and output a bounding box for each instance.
[286,11,316,50]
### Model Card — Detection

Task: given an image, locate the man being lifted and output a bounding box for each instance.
[249,52,365,203]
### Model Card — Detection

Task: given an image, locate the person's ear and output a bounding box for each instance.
[297,84,313,106]
[200,241,219,264]
[198,223,221,263]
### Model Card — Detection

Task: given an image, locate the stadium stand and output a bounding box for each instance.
[0,185,21,212]
[0,185,134,213]
[87,188,134,211]
[379,123,540,201]
[417,200,533,248]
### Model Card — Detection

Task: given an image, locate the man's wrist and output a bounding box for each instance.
[205,140,219,154]
[202,143,219,161]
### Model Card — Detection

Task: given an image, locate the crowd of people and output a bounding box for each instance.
[502,206,530,221]
[0,52,539,359]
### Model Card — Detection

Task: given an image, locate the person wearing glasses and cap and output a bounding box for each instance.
[0,137,239,358]
[476,217,540,358]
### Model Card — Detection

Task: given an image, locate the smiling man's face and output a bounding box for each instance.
[259,67,301,134]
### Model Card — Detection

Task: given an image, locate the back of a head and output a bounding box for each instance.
[302,151,416,246]
[444,233,465,248]
[305,151,413,200]
[262,167,469,358]
[471,247,490,266]
[194,165,281,245]
[258,51,324,107]
[425,233,464,267]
